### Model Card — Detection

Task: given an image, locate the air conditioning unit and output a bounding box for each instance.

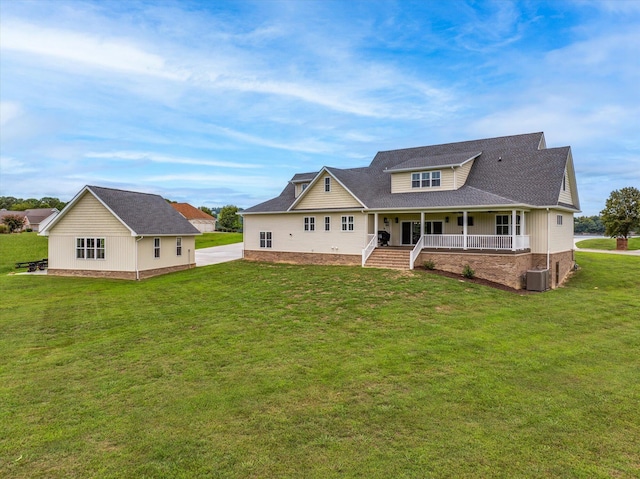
[526,269,549,292]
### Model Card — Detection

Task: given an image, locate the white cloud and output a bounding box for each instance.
[0,101,23,127]
[0,156,35,175]
[209,126,334,154]
[84,151,260,169]
[0,21,188,81]
[139,173,274,189]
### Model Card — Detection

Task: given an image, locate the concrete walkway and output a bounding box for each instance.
[195,242,244,266]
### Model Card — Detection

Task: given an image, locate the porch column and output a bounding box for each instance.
[463,210,468,250]
[374,213,379,239]
[420,211,424,237]
[521,210,526,235]
[511,209,517,251]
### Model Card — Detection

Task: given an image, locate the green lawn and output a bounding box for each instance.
[575,236,640,250]
[1,233,639,478]
[195,232,243,249]
[0,232,48,273]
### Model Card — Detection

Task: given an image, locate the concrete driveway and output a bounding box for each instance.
[195,242,244,266]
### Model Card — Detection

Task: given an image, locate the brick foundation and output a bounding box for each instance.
[417,251,533,289]
[416,250,575,290]
[244,250,360,266]
[47,263,196,280]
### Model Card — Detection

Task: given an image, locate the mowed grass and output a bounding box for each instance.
[195,232,243,249]
[1,234,639,478]
[0,232,48,273]
[576,236,640,250]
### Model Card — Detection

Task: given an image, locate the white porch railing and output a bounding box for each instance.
[362,234,377,267]
[421,234,530,251]
[409,234,425,270]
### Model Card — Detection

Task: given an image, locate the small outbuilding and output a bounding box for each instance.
[171,203,217,232]
[40,185,201,279]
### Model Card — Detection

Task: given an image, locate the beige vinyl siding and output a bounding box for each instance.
[244,212,367,255]
[528,209,573,254]
[454,160,474,188]
[550,211,574,252]
[49,192,130,236]
[48,235,137,271]
[391,169,454,193]
[293,176,361,209]
[558,166,574,205]
[137,236,195,271]
[294,183,311,197]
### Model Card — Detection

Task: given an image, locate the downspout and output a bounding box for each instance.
[546,209,550,271]
[136,236,143,280]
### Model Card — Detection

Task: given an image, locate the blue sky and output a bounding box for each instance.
[1,0,638,215]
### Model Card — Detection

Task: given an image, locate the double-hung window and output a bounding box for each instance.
[496,215,510,235]
[496,215,521,235]
[76,237,105,260]
[341,215,354,231]
[154,238,161,258]
[176,237,182,256]
[304,216,315,231]
[324,177,331,192]
[260,231,272,248]
[411,171,441,188]
[324,216,331,231]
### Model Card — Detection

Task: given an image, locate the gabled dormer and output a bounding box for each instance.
[291,172,317,198]
[384,151,481,193]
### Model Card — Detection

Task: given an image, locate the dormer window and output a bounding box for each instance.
[411,171,441,189]
[302,183,309,191]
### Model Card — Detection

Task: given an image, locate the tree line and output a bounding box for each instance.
[0,196,67,211]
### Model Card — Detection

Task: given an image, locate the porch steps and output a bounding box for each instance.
[364,248,411,270]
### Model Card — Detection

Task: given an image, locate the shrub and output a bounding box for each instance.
[0,224,9,234]
[2,214,25,233]
[423,259,435,270]
[462,264,475,279]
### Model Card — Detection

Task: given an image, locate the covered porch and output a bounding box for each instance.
[362,209,530,268]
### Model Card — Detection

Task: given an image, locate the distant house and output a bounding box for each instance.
[25,208,59,232]
[0,208,58,232]
[40,186,200,280]
[242,132,580,290]
[171,203,217,232]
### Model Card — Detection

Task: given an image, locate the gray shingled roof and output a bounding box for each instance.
[88,186,200,235]
[383,151,481,172]
[243,132,579,213]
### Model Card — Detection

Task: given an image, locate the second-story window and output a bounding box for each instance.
[411,171,441,188]
[324,176,331,192]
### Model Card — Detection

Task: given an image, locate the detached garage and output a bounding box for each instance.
[40,185,200,280]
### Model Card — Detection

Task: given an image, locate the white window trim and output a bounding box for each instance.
[76,237,106,260]
[411,170,441,189]
[324,216,331,232]
[496,214,521,235]
[341,215,355,232]
[324,176,331,192]
[154,237,161,258]
[304,216,316,232]
[260,231,272,248]
[557,214,563,226]
[176,237,182,256]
